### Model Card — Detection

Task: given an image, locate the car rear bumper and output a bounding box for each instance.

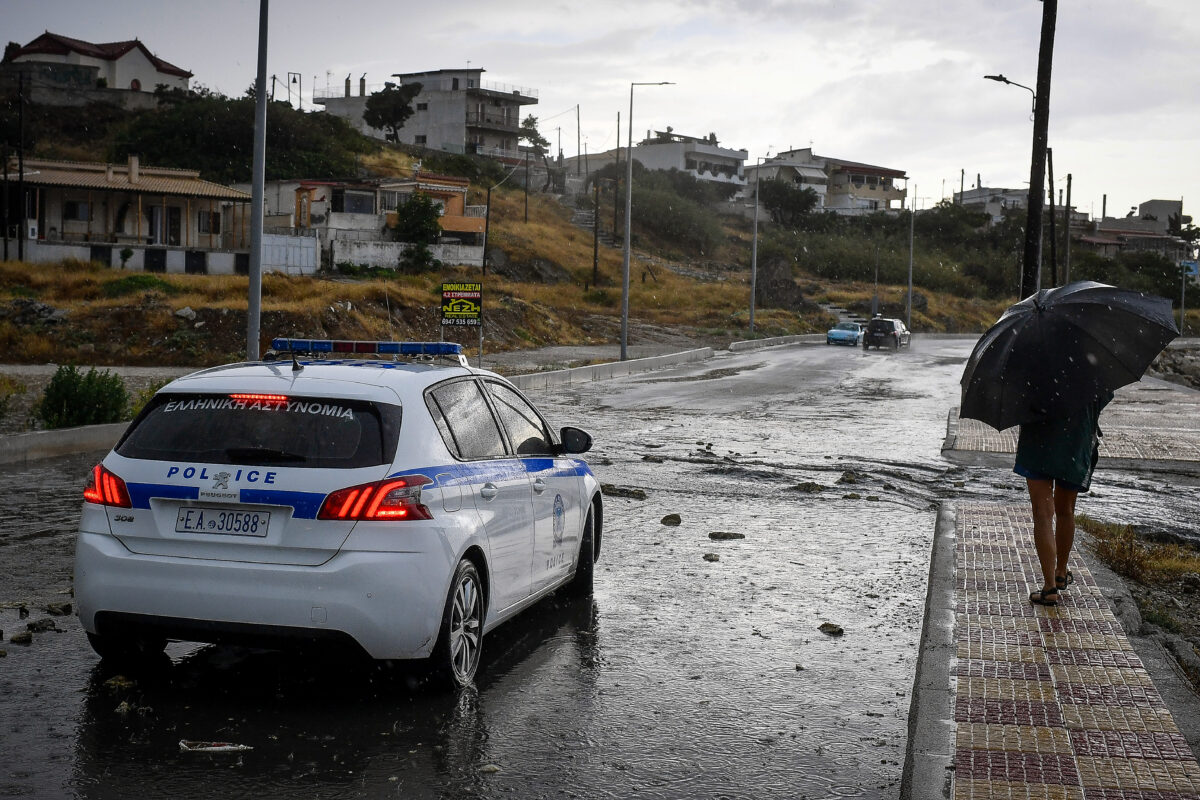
[75,530,454,659]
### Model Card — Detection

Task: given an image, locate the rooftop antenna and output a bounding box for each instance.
[291,350,303,373]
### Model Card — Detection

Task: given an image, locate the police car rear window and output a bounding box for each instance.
[116,393,401,469]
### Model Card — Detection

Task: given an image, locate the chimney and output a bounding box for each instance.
[359,73,366,97]
[344,74,351,97]
[1102,194,1107,220]
[128,155,139,184]
[106,164,114,182]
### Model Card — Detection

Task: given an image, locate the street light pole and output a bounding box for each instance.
[621,81,673,361]
[246,0,269,361]
[749,152,770,334]
[907,182,914,330]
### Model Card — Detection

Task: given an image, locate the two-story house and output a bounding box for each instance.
[748,148,907,214]
[1,32,190,109]
[315,69,537,162]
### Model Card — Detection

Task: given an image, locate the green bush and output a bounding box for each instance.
[35,365,129,429]
[129,378,170,418]
[102,274,179,298]
[0,375,26,419]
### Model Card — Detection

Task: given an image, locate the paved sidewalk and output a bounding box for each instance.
[952,503,1200,798]
[945,379,1200,473]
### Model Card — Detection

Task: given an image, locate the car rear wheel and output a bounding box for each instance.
[891,336,899,350]
[430,559,484,689]
[86,631,167,663]
[566,507,596,597]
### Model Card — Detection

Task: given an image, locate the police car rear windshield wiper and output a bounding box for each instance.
[224,447,308,464]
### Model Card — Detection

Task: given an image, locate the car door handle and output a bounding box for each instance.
[479,483,499,500]
[532,478,547,494]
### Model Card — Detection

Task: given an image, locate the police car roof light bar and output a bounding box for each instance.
[269,339,467,365]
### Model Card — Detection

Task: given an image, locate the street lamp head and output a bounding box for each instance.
[984,74,1009,84]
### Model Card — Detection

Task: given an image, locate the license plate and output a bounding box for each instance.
[176,507,270,537]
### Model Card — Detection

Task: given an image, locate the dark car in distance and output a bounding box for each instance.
[863,317,911,350]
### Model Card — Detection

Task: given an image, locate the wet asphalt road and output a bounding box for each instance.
[0,338,1118,799]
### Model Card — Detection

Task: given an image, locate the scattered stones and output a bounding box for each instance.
[1181,573,1200,593]
[660,513,682,526]
[818,622,844,637]
[9,631,32,645]
[601,484,647,500]
[789,482,825,493]
[642,455,664,463]
[842,493,862,500]
[836,470,867,485]
[174,306,197,320]
[954,481,966,488]
[26,618,58,633]
[18,605,28,619]
[708,531,745,540]
[46,602,72,616]
[866,496,881,502]
[795,664,805,671]
[479,764,502,774]
[703,553,720,562]
[104,675,136,692]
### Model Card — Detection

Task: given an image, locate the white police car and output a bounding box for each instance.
[74,340,601,688]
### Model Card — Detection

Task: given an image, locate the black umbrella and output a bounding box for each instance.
[960,281,1178,431]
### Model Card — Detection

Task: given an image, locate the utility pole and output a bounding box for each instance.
[1021,0,1058,298]
[576,105,581,176]
[592,178,600,286]
[247,0,269,360]
[959,169,964,204]
[1063,173,1072,283]
[2,152,8,262]
[18,71,26,263]
[907,183,915,329]
[1047,147,1057,286]
[523,153,529,223]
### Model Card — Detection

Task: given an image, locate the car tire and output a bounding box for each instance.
[86,631,167,663]
[429,559,484,690]
[862,341,869,351]
[566,507,596,597]
[891,337,899,350]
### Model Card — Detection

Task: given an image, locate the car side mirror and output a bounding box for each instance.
[558,426,593,455]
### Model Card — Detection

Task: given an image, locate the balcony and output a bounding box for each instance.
[465,111,519,133]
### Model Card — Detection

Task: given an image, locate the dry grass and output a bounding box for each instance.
[360,150,417,178]
[1078,514,1200,583]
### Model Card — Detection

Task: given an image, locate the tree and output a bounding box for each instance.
[757,178,820,226]
[387,192,443,272]
[519,115,553,189]
[363,81,422,142]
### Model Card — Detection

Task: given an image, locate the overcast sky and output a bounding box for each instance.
[7,0,1198,220]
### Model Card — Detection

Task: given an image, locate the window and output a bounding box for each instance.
[414,135,427,145]
[452,78,459,90]
[63,201,89,222]
[485,382,552,455]
[198,211,221,234]
[416,102,428,111]
[427,380,506,460]
[118,394,401,469]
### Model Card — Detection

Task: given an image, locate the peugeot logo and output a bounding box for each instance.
[212,471,231,490]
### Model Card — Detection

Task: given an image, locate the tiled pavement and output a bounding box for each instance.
[952,503,1200,799]
[947,380,1200,466]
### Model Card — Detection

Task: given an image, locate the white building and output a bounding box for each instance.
[953,186,1029,224]
[314,69,537,161]
[746,148,906,215]
[3,31,191,94]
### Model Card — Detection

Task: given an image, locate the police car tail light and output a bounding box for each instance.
[229,393,288,405]
[83,464,132,508]
[318,475,434,521]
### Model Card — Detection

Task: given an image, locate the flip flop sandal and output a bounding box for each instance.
[1055,570,1075,589]
[1030,588,1059,606]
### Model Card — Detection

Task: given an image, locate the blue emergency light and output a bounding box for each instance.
[270,339,464,357]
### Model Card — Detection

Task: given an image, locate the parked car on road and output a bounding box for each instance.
[826,322,864,346]
[74,339,601,689]
[863,318,911,350]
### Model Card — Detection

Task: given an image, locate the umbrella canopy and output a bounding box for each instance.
[960,281,1178,430]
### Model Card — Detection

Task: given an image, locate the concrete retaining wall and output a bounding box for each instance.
[0,422,129,466]
[0,348,716,465]
[728,334,823,352]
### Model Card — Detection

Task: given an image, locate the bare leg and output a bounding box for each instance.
[1026,479,1057,592]
[1053,484,1079,583]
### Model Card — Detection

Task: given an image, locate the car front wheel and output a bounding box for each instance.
[430,559,484,689]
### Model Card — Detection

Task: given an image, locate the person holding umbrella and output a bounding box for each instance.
[960,281,1179,606]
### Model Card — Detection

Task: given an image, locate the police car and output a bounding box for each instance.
[74,340,601,688]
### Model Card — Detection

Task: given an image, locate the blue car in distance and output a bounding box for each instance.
[826,321,864,346]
